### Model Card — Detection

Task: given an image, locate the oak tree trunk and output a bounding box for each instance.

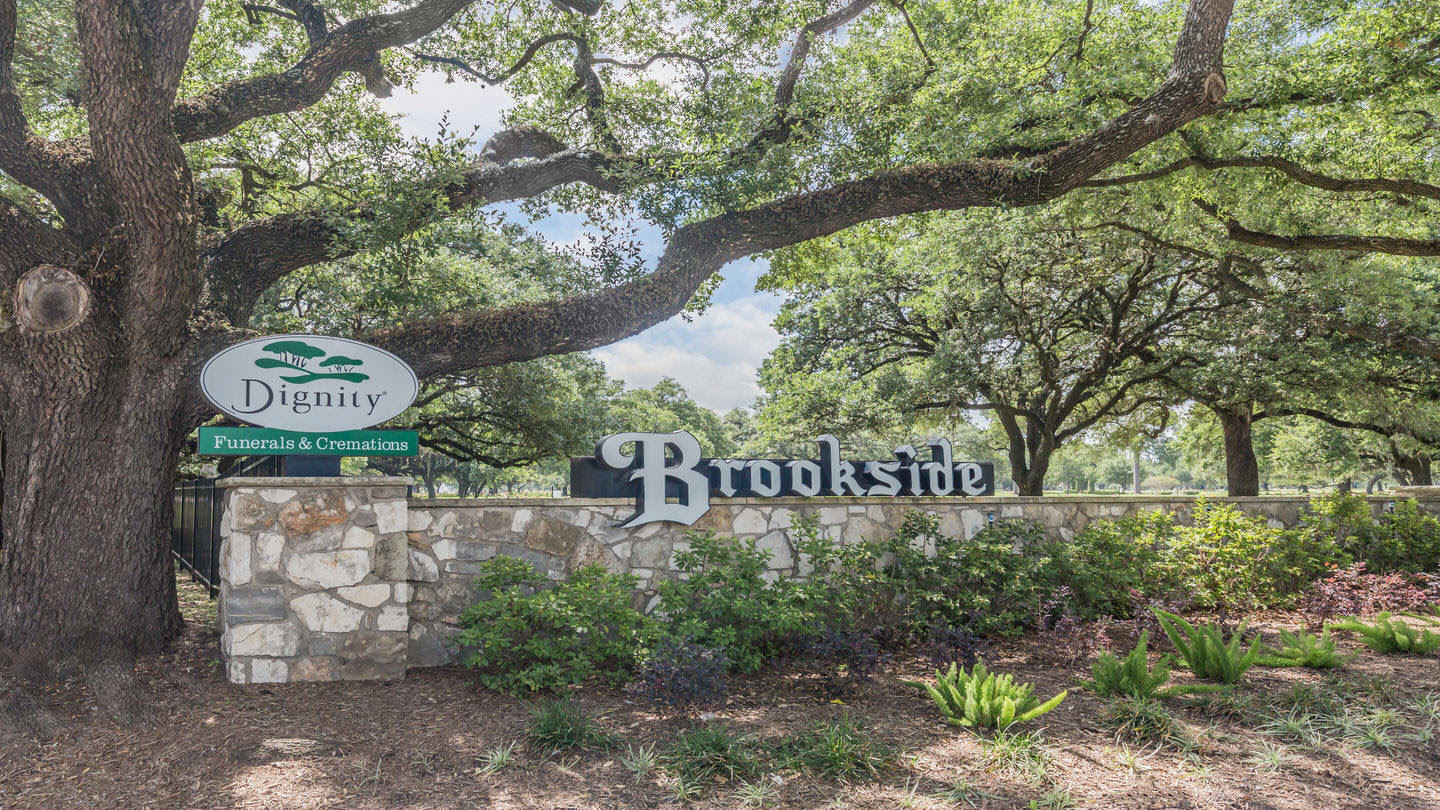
[1215,404,1260,497]
[0,334,188,655]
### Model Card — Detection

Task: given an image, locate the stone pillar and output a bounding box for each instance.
[217,476,412,684]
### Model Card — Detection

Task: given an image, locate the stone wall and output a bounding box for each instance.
[216,479,1440,680]
[217,477,412,684]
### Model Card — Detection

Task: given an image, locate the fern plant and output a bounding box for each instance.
[904,660,1066,730]
[1152,609,1261,683]
[1255,629,1344,668]
[1081,632,1226,699]
[1330,612,1440,654]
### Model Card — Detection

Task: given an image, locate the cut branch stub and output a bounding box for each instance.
[16,264,91,333]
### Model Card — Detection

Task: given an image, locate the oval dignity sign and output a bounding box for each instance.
[200,335,418,432]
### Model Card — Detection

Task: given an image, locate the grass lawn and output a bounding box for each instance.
[1,572,1438,808]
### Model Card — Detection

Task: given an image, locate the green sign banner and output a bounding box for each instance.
[199,427,419,456]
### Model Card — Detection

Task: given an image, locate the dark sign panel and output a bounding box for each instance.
[571,431,994,527]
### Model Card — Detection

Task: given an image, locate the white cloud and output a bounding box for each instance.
[378,71,514,142]
[592,293,783,412]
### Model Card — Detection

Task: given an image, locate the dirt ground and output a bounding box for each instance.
[2,575,1439,809]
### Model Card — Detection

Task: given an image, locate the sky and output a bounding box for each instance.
[379,73,784,412]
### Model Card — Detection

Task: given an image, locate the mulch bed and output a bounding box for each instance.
[2,578,1439,809]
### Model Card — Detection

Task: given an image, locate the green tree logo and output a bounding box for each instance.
[254,340,370,383]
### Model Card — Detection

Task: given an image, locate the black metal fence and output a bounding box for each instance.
[171,456,282,597]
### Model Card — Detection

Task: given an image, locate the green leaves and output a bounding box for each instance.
[1256,629,1344,669]
[1152,609,1262,684]
[1330,613,1440,655]
[905,660,1067,730]
[1082,631,1227,699]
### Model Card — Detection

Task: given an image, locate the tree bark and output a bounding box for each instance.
[1397,453,1433,487]
[0,334,189,655]
[1215,403,1260,496]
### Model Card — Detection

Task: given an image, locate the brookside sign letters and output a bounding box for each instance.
[200,334,418,433]
[571,431,994,527]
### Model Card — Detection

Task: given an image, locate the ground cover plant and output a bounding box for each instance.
[1154,610,1263,683]
[1256,629,1345,668]
[1330,613,1440,654]
[905,661,1067,730]
[1081,632,1226,699]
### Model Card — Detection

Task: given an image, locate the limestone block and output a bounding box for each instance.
[444,561,483,574]
[756,530,795,569]
[570,536,625,574]
[284,550,371,589]
[373,533,410,581]
[254,531,285,569]
[377,605,408,632]
[337,584,391,608]
[226,587,285,624]
[290,657,335,682]
[631,538,672,568]
[343,525,377,549]
[767,509,794,531]
[393,583,410,603]
[408,548,439,582]
[227,622,300,657]
[960,510,986,540]
[278,488,348,534]
[510,508,534,533]
[230,493,275,531]
[407,510,434,532]
[289,525,345,553]
[818,506,848,526]
[690,507,734,534]
[250,659,288,684]
[732,508,768,535]
[866,506,886,523]
[223,534,252,586]
[373,499,406,534]
[292,593,365,633]
[408,623,458,668]
[257,488,297,504]
[351,507,378,529]
[227,660,246,684]
[527,517,582,556]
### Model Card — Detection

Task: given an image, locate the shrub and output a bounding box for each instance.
[627,637,730,713]
[919,625,982,670]
[1082,631,1226,699]
[1056,513,1171,618]
[904,660,1067,730]
[655,531,813,672]
[457,559,643,693]
[1330,612,1440,654]
[526,696,614,754]
[1256,629,1343,668]
[794,512,1065,639]
[1153,609,1261,683]
[1033,587,1118,666]
[1158,500,1281,622]
[785,628,891,698]
[1298,563,1439,628]
[1297,493,1440,573]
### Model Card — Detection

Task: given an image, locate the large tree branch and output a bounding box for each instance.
[204,144,619,321]
[1083,154,1440,200]
[205,0,1233,388]
[174,0,607,143]
[1195,198,1440,257]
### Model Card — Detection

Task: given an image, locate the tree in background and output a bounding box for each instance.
[760,214,1222,494]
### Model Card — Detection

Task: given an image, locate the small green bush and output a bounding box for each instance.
[1082,631,1226,699]
[654,531,814,672]
[457,558,643,693]
[1153,609,1261,683]
[1256,629,1344,668]
[1057,513,1170,619]
[1101,697,1193,746]
[1158,500,1282,620]
[1331,612,1440,654]
[1294,493,1440,574]
[904,660,1067,730]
